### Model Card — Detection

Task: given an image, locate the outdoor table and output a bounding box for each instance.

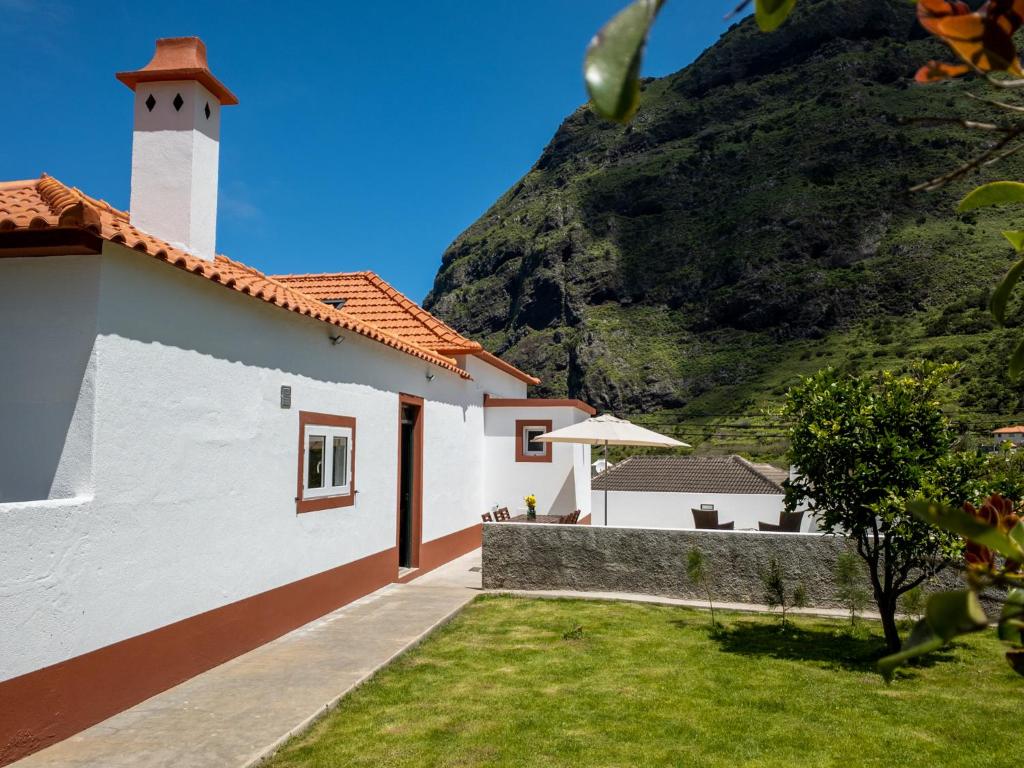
[508,514,564,524]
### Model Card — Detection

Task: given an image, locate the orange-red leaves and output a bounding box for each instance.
[915,60,972,82]
[916,0,1024,81]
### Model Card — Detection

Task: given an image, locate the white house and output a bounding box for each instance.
[0,37,592,764]
[993,425,1024,447]
[590,455,800,530]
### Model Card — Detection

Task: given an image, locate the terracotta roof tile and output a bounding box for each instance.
[271,272,541,385]
[994,425,1024,434]
[271,271,481,355]
[0,175,468,378]
[592,455,785,495]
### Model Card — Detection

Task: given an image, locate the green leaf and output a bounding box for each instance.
[1002,230,1024,251]
[584,0,664,123]
[925,590,988,641]
[755,0,798,32]
[958,181,1024,212]
[990,255,1024,325]
[878,619,945,681]
[1010,336,1024,379]
[907,500,1024,561]
[998,588,1024,643]
[1010,521,1024,553]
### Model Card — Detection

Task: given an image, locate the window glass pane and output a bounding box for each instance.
[525,428,545,454]
[332,435,348,487]
[307,434,325,489]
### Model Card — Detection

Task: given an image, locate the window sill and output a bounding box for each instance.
[296,492,355,514]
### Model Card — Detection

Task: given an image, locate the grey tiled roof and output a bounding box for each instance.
[592,455,786,495]
[748,461,790,486]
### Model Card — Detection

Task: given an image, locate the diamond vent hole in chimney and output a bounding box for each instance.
[173,93,184,111]
[204,102,211,120]
[145,94,156,112]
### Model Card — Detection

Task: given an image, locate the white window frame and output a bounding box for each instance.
[522,425,547,457]
[302,424,353,500]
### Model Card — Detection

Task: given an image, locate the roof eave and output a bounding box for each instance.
[473,349,541,386]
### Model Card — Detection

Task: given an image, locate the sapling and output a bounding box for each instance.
[835,550,870,628]
[761,557,807,631]
[686,548,717,628]
[899,585,927,623]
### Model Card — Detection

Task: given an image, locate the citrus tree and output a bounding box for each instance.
[783,365,971,652]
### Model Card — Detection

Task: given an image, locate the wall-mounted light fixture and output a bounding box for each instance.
[329,334,344,346]
[425,371,435,382]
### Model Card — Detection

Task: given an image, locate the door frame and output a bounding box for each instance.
[396,393,424,572]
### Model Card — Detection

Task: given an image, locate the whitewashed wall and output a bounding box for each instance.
[483,405,591,518]
[0,243,524,681]
[462,355,528,399]
[589,489,797,530]
[0,256,99,503]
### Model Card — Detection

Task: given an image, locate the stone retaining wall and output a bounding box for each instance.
[482,523,963,608]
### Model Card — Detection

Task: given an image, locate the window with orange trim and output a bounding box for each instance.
[515,419,552,463]
[297,411,356,513]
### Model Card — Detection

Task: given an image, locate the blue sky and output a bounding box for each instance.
[1,0,744,302]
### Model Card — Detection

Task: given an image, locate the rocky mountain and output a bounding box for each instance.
[424,0,1024,456]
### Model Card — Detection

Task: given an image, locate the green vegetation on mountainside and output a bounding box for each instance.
[424,0,1024,459]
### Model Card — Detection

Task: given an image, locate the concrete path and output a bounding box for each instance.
[15,550,483,768]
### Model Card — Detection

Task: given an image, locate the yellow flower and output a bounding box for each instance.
[525,494,537,507]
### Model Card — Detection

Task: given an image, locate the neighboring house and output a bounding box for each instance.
[993,425,1024,447]
[0,38,593,764]
[591,455,798,531]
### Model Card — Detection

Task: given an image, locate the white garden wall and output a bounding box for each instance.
[589,489,797,530]
[0,243,517,681]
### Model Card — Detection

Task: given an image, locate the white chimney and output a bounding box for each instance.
[117,37,238,261]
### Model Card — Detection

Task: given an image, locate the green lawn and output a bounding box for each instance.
[267,596,1019,768]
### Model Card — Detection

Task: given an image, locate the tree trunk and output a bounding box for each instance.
[879,597,901,653]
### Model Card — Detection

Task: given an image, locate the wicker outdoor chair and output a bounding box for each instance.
[758,511,804,532]
[692,508,734,530]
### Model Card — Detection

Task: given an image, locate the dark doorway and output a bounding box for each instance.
[397,395,423,572]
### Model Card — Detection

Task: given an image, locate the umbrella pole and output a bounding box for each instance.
[604,440,609,526]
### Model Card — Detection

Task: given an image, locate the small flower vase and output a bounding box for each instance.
[527,506,536,520]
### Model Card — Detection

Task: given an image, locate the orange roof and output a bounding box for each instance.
[0,175,468,378]
[272,272,541,386]
[272,271,481,355]
[993,425,1024,434]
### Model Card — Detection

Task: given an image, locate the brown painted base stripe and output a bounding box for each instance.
[398,523,482,583]
[0,547,397,767]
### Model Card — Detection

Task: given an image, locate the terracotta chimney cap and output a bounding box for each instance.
[117,37,238,106]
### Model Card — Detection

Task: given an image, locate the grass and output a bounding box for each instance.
[266,596,1019,768]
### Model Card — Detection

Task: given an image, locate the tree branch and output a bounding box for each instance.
[965,91,1024,114]
[910,131,1024,192]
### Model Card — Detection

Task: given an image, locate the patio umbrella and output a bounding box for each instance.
[537,414,689,526]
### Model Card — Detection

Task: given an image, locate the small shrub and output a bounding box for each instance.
[562,625,585,641]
